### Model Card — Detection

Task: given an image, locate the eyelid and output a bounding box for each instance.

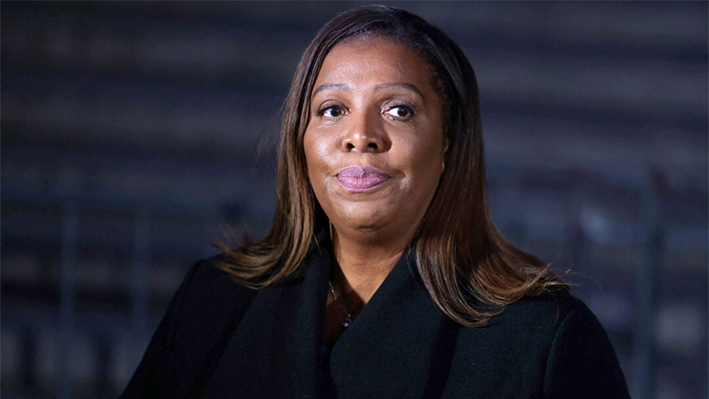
[383,99,417,112]
[316,103,346,117]
[382,101,417,119]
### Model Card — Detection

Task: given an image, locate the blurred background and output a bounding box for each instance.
[2,2,706,398]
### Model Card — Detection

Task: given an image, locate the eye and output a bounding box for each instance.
[383,104,416,120]
[318,105,346,118]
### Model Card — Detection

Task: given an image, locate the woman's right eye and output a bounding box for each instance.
[318,105,345,118]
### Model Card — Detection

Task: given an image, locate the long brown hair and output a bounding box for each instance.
[216,5,568,326]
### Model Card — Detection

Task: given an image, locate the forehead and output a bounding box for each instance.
[313,37,435,90]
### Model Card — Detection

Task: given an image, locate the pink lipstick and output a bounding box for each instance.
[336,166,390,192]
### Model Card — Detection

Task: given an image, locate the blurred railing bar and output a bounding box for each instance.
[5,183,226,398]
[2,187,219,220]
[632,171,664,399]
[131,210,151,333]
[58,199,78,399]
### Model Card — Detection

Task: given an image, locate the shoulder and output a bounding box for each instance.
[449,288,629,398]
[120,256,258,398]
[182,256,252,298]
[455,288,597,358]
[496,287,596,331]
[530,290,630,398]
[151,256,258,355]
[174,256,257,326]
[173,258,259,375]
[483,288,621,368]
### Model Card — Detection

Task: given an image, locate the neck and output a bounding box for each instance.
[330,227,410,306]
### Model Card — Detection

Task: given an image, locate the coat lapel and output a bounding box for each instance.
[329,251,457,399]
[271,242,331,398]
[200,237,459,399]
[201,235,331,398]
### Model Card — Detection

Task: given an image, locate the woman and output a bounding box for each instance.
[122,5,630,398]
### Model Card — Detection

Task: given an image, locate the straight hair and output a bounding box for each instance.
[216,5,568,326]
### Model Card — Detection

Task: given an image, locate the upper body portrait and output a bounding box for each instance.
[121,5,630,398]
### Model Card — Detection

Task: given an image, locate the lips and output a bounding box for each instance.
[336,166,390,192]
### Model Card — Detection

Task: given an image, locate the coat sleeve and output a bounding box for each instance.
[119,261,202,399]
[542,303,631,399]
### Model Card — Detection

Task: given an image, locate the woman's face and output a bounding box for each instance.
[303,37,447,240]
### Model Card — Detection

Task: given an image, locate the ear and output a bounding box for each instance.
[441,137,450,171]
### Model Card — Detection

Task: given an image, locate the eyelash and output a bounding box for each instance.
[383,104,417,120]
[315,103,417,120]
[317,105,345,118]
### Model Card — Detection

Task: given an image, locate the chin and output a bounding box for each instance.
[340,215,387,231]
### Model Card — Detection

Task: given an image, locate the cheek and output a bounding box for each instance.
[303,135,314,170]
[303,134,320,177]
[408,133,446,174]
[303,134,337,205]
[304,132,335,175]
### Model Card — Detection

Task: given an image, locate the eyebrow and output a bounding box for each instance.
[311,83,349,98]
[374,83,423,98]
[310,82,424,99]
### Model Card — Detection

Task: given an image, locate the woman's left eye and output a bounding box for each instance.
[383,105,415,120]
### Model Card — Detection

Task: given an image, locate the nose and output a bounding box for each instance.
[341,110,390,153]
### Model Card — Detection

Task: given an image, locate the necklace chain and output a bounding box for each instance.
[328,281,354,328]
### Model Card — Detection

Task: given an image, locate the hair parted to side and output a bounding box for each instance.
[216,5,568,327]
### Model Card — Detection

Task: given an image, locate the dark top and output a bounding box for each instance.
[121,233,630,398]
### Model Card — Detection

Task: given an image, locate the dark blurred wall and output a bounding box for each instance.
[2,2,707,398]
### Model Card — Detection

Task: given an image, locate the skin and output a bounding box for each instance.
[303,37,447,345]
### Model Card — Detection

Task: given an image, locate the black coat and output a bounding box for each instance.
[121,235,630,399]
